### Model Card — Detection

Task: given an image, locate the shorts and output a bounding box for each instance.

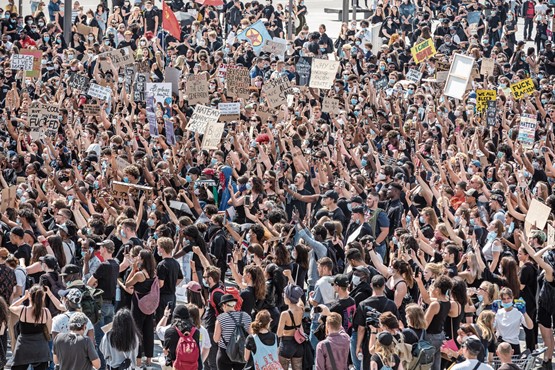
[279,336,304,359]
[537,306,555,328]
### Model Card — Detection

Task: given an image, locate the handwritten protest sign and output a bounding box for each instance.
[476,90,496,113]
[263,75,292,108]
[165,118,176,146]
[510,78,535,100]
[480,58,495,76]
[227,66,250,99]
[134,73,148,102]
[406,69,423,84]
[411,38,436,64]
[20,49,42,77]
[186,105,221,134]
[88,83,112,100]
[10,54,34,71]
[28,103,60,140]
[296,57,312,86]
[124,65,135,94]
[146,94,158,137]
[486,101,497,126]
[525,198,551,235]
[257,105,274,122]
[99,47,134,70]
[201,121,226,149]
[0,186,16,212]
[548,223,555,246]
[517,113,537,149]
[218,63,227,82]
[322,97,340,114]
[186,74,209,105]
[83,104,99,115]
[218,102,240,121]
[146,83,172,105]
[309,59,340,90]
[262,38,287,59]
[75,23,98,39]
[68,73,90,91]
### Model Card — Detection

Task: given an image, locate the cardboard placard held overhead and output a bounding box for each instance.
[444,53,475,100]
[218,102,240,121]
[164,67,181,95]
[186,105,221,134]
[201,121,226,149]
[411,38,436,64]
[165,118,176,146]
[186,74,209,105]
[68,73,90,91]
[548,223,555,246]
[309,59,340,90]
[20,49,42,78]
[517,113,537,149]
[0,186,17,212]
[510,78,535,100]
[263,75,292,108]
[134,73,148,102]
[406,69,423,84]
[146,83,172,105]
[257,105,274,122]
[322,97,340,114]
[525,198,551,235]
[88,83,112,100]
[124,65,136,94]
[75,23,99,39]
[262,37,288,60]
[296,57,312,86]
[476,90,496,112]
[83,104,99,115]
[28,103,60,140]
[486,101,497,126]
[480,58,495,76]
[226,66,251,99]
[10,54,34,71]
[99,47,134,70]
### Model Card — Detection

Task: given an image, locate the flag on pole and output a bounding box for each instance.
[236,20,271,55]
[162,2,181,40]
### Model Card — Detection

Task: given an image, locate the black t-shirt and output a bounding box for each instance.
[240,286,256,316]
[402,327,423,345]
[143,9,158,32]
[519,262,537,310]
[164,324,201,367]
[352,295,399,331]
[329,296,356,334]
[203,285,224,332]
[14,243,32,267]
[93,259,119,301]
[371,353,400,370]
[157,257,183,296]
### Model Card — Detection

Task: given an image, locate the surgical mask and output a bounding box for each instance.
[470,219,475,227]
[389,79,396,85]
[152,232,158,240]
[151,204,157,211]
[407,89,414,95]
[378,173,386,181]
[320,48,326,52]
[292,250,297,259]
[497,152,504,159]
[488,231,497,240]
[351,98,358,105]
[202,278,209,288]
[123,177,130,183]
[361,159,368,167]
[352,275,361,287]
[68,54,74,60]
[477,294,484,302]
[120,229,127,239]
[88,36,94,41]
[245,183,252,191]
[147,218,155,227]
[44,36,50,42]
[211,158,217,165]
[419,216,425,224]
[468,167,474,175]
[501,302,513,309]
[140,41,146,46]
[186,175,192,183]
[379,65,385,71]
[334,86,340,92]
[454,216,460,224]
[20,196,27,203]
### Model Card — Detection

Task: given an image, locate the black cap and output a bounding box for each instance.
[462,337,483,355]
[39,255,58,270]
[60,264,81,276]
[333,274,350,288]
[352,206,365,214]
[322,190,339,201]
[350,196,363,204]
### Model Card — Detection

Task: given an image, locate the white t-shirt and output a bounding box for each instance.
[156,324,211,352]
[535,3,548,14]
[52,311,94,335]
[451,359,494,370]
[494,308,526,345]
[14,266,27,298]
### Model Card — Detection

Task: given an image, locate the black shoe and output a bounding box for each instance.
[543,360,552,370]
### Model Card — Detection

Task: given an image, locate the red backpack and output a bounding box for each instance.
[174,326,199,370]
[209,286,243,316]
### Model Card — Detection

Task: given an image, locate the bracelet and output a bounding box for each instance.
[371,331,377,335]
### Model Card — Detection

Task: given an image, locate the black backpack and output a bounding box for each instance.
[79,285,104,325]
[223,312,248,363]
[325,240,343,275]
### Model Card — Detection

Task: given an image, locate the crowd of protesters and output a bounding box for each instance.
[0,0,553,369]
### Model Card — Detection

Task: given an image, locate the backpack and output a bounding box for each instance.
[174,326,199,370]
[135,276,160,315]
[15,266,33,292]
[80,285,104,324]
[405,329,436,370]
[325,240,342,275]
[210,285,243,316]
[223,312,248,363]
[42,273,66,315]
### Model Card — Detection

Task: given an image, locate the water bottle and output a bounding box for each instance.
[357,352,363,361]
[115,285,121,302]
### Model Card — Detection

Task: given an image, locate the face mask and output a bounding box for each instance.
[38,22,44,27]
[470,219,475,226]
[501,302,513,309]
[488,231,497,240]
[123,177,130,183]
[211,158,217,165]
[361,159,368,167]
[351,98,358,105]
[419,216,425,224]
[454,111,461,117]
[355,40,361,45]
[378,173,386,181]
[334,86,340,92]
[104,40,110,45]
[468,167,474,175]
[320,48,326,52]
[379,65,386,71]
[44,36,50,42]
[186,175,192,183]
[150,204,157,211]
[120,229,127,239]
[352,275,361,287]
[140,41,146,46]
[542,99,548,105]
[454,215,460,224]
[389,79,396,85]
[202,278,209,288]
[246,183,252,191]
[477,294,484,302]
[147,218,155,227]
[88,36,94,41]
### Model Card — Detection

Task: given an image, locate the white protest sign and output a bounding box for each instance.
[201,121,226,149]
[406,69,423,84]
[28,103,60,140]
[262,37,288,60]
[10,54,34,71]
[146,83,172,105]
[218,102,240,121]
[263,75,292,108]
[309,59,340,90]
[100,47,134,70]
[186,105,221,134]
[517,113,537,149]
[87,83,112,100]
[525,198,551,235]
[444,53,475,100]
[322,97,340,114]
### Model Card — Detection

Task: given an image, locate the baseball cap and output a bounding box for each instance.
[378,331,394,346]
[69,312,88,328]
[39,255,58,270]
[352,206,365,214]
[59,288,83,307]
[471,160,481,168]
[490,193,505,203]
[350,196,363,204]
[185,281,202,293]
[60,264,81,276]
[333,274,350,288]
[98,240,115,252]
[321,190,339,201]
[284,284,304,304]
[56,223,69,234]
[462,337,483,355]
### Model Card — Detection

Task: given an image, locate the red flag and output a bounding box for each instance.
[162,2,181,41]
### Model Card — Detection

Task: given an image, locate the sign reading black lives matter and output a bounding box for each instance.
[186,105,221,134]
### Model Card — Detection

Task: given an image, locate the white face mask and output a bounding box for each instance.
[352,275,361,287]
[378,173,386,181]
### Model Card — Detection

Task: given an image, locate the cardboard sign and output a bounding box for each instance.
[510,78,535,100]
[218,63,227,82]
[476,89,496,113]
[444,53,475,100]
[480,58,495,76]
[218,102,240,121]
[406,69,423,84]
[296,57,312,86]
[375,76,389,90]
[165,118,176,146]
[548,223,555,246]
[124,65,136,94]
[263,75,292,108]
[186,74,209,105]
[226,66,250,99]
[146,83,172,105]
[0,186,16,212]
[186,105,221,134]
[517,113,537,149]
[75,23,98,39]
[134,73,148,102]
[322,97,340,114]
[257,104,274,122]
[28,103,60,140]
[10,54,34,71]
[262,37,287,59]
[68,73,90,91]
[411,38,436,64]
[164,67,180,95]
[83,104,99,115]
[146,94,158,136]
[486,100,497,126]
[87,83,111,100]
[201,121,226,149]
[99,47,134,70]
[525,198,551,234]
[309,59,340,90]
[20,49,42,78]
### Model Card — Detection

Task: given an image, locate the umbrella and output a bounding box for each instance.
[195,0,224,6]
[174,12,195,28]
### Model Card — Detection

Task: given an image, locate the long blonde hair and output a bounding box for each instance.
[476,310,495,342]
[375,340,397,367]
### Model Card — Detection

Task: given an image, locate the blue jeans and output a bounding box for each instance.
[375,243,386,260]
[309,319,320,351]
[425,332,446,370]
[94,302,115,370]
[350,330,361,370]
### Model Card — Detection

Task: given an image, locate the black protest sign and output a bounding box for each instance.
[486,100,496,126]
[296,57,312,86]
[68,73,90,91]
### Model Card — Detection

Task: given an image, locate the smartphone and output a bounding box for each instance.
[227,253,233,264]
[244,195,251,207]
[310,166,316,178]
[166,301,173,309]
[124,245,130,254]
[542,147,548,153]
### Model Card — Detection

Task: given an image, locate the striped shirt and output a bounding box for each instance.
[217,311,251,349]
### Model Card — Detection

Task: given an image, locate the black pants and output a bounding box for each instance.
[12,364,48,370]
[156,294,176,323]
[524,18,534,39]
[216,347,245,370]
[204,330,218,370]
[131,305,154,358]
[524,308,538,352]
